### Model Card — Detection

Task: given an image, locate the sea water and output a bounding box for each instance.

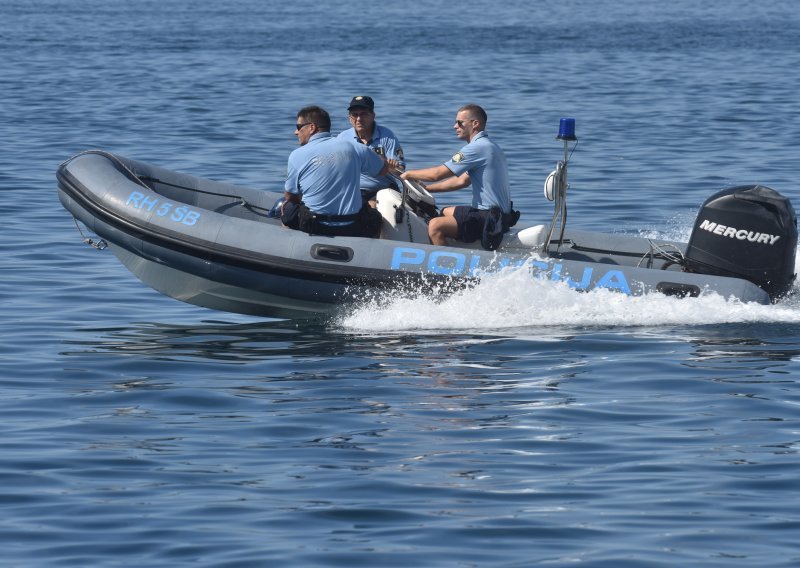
[2,0,800,566]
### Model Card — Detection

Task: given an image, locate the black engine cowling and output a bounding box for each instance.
[684,185,797,302]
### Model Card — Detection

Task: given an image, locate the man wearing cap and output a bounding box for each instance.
[282,105,387,237]
[337,95,405,207]
[401,103,517,249]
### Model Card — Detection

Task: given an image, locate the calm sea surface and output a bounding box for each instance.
[2,1,800,566]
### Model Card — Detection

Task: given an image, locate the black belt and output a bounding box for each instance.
[311,211,359,223]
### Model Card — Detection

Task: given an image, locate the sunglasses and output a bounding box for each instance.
[455,119,473,128]
[295,122,312,131]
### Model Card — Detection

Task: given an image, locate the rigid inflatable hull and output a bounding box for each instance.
[56,151,772,318]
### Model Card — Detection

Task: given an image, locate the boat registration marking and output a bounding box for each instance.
[125,191,201,226]
[390,246,631,294]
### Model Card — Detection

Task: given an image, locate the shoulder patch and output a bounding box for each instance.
[452,152,465,163]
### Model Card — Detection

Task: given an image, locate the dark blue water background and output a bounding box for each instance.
[2,0,800,566]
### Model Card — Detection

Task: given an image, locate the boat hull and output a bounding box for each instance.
[56,151,774,318]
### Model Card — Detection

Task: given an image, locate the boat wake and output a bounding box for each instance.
[338,246,800,333]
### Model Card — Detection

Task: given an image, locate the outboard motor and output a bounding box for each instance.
[684,185,797,302]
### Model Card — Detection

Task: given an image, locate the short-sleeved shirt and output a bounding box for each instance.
[337,123,405,191]
[444,131,511,213]
[285,132,385,218]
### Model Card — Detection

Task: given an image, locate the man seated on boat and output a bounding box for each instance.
[401,104,519,249]
[337,95,405,208]
[282,105,390,237]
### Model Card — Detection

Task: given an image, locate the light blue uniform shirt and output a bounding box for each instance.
[337,123,405,191]
[285,132,385,218]
[444,131,512,213]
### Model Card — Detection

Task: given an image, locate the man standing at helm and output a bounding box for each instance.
[401,104,516,248]
[338,95,405,207]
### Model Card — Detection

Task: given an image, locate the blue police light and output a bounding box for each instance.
[556,118,577,141]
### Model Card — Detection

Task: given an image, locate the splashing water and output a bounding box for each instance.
[339,249,800,333]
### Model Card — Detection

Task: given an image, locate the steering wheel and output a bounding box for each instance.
[403,178,436,206]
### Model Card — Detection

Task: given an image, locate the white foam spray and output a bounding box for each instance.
[338,243,800,333]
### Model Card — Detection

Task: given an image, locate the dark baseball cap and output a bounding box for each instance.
[348,96,374,111]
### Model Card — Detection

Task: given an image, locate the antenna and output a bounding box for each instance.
[544,118,577,252]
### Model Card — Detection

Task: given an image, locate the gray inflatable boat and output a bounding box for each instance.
[57,149,797,319]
